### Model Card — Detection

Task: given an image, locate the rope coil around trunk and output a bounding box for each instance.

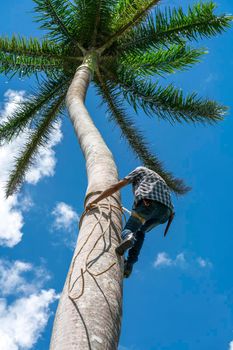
[68,195,126,302]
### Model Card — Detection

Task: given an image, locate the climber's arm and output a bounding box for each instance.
[86,179,129,210]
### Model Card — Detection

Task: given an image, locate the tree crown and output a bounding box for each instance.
[0,0,232,196]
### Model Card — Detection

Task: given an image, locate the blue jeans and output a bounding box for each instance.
[122,200,171,264]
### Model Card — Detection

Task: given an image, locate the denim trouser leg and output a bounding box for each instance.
[127,230,145,264]
[126,219,159,265]
[122,200,171,264]
[121,215,142,240]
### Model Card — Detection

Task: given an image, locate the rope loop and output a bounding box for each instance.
[68,195,128,302]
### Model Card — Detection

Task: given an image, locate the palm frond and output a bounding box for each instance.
[33,0,79,44]
[0,51,63,77]
[90,0,118,46]
[107,69,228,124]
[68,0,117,49]
[101,0,160,51]
[0,75,70,144]
[112,44,206,77]
[118,2,233,52]
[0,36,82,77]
[95,72,189,194]
[68,0,95,48]
[0,36,66,58]
[6,91,66,197]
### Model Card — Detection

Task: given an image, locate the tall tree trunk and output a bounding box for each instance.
[50,58,123,350]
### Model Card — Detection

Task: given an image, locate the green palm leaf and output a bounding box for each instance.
[119,2,233,53]
[0,36,65,57]
[81,0,117,47]
[95,72,189,194]
[33,0,79,44]
[0,36,81,77]
[106,69,227,123]
[102,0,160,51]
[6,91,66,197]
[110,0,159,32]
[0,75,70,143]
[1,0,231,196]
[114,44,206,77]
[0,51,63,77]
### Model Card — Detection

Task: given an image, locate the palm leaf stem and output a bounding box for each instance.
[42,0,77,44]
[99,0,160,53]
[91,0,102,47]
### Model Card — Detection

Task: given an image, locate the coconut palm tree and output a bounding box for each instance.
[0,0,231,349]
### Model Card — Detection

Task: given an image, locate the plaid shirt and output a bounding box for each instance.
[125,166,174,211]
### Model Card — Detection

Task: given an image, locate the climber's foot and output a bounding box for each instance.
[115,233,135,256]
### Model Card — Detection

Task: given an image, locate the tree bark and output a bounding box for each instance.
[50,60,123,350]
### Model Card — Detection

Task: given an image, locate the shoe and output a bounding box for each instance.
[124,260,133,278]
[115,233,135,256]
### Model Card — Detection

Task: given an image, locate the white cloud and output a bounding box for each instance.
[229,341,233,350]
[0,260,32,296]
[0,89,62,247]
[0,258,58,350]
[153,252,172,268]
[153,252,212,270]
[118,345,136,350]
[0,91,27,247]
[17,194,34,212]
[1,90,26,121]
[51,202,79,250]
[0,290,57,350]
[25,121,62,184]
[204,73,218,84]
[154,252,186,269]
[196,257,212,269]
[52,202,79,231]
[0,259,50,296]
[0,194,24,247]
[51,202,79,249]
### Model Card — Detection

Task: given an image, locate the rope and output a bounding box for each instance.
[66,194,129,350]
[68,195,127,302]
[68,189,149,302]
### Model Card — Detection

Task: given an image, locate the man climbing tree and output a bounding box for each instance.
[87,166,174,278]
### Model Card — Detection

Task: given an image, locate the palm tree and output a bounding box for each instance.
[0,0,231,348]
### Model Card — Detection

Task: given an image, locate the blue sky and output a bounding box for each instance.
[0,1,233,349]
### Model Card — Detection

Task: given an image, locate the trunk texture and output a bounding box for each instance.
[50,61,123,350]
